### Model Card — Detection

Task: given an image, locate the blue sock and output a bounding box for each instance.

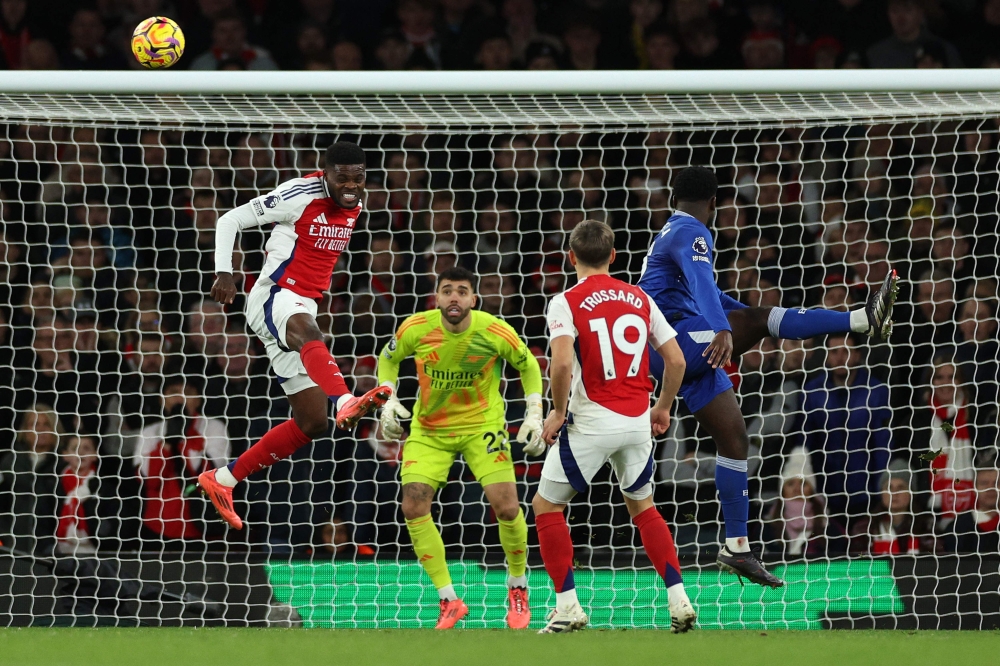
[715,456,749,539]
[768,306,851,340]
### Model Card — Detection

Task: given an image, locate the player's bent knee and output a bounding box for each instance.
[294,412,329,440]
[622,491,654,517]
[531,492,566,516]
[401,482,435,520]
[494,503,521,523]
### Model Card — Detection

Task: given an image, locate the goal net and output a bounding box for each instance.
[1,72,998,629]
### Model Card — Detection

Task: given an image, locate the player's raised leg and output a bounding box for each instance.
[200,314,389,530]
[725,271,899,358]
[482,480,530,629]
[401,480,468,630]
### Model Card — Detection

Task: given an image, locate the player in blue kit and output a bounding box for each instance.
[638,167,897,587]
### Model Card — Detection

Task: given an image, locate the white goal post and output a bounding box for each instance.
[0,70,998,630]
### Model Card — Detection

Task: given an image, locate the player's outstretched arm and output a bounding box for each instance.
[211,203,262,304]
[651,338,685,436]
[540,335,574,447]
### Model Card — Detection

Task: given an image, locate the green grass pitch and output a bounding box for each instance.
[1,628,996,666]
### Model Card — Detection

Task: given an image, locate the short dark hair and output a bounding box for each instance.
[570,219,615,267]
[672,166,718,203]
[437,266,477,291]
[325,141,366,167]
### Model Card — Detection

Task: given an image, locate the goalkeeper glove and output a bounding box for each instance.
[517,393,546,457]
[379,384,410,441]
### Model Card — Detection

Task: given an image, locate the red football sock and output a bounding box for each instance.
[299,340,350,399]
[230,419,312,482]
[633,506,683,588]
[536,511,575,592]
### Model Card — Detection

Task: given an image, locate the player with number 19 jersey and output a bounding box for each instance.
[541,274,676,496]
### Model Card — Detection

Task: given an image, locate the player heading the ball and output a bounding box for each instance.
[199,141,390,531]
[637,166,898,587]
[529,219,696,634]
[377,266,544,630]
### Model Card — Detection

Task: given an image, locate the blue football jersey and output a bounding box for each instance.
[637,212,731,333]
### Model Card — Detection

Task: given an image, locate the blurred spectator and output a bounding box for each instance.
[189,10,278,71]
[850,459,935,555]
[476,31,514,71]
[803,333,891,521]
[913,355,977,524]
[134,376,229,543]
[644,23,679,70]
[502,0,559,63]
[562,18,603,70]
[60,8,126,70]
[20,38,59,69]
[524,40,563,69]
[396,0,441,69]
[676,17,736,69]
[54,434,99,556]
[116,331,172,440]
[204,330,272,456]
[183,298,227,379]
[953,467,1000,553]
[0,0,31,70]
[955,296,999,440]
[809,36,842,69]
[374,30,411,70]
[866,0,961,69]
[316,516,350,557]
[763,447,845,558]
[892,269,957,396]
[0,403,62,556]
[624,0,665,69]
[331,40,363,70]
[438,0,487,69]
[741,30,785,69]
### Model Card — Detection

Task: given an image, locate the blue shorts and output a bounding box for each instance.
[648,314,733,414]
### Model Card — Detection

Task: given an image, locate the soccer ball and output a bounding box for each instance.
[132,16,185,69]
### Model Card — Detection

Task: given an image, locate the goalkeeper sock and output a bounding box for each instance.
[715,456,750,552]
[230,419,312,482]
[766,306,853,339]
[536,511,575,597]
[498,508,528,580]
[405,514,453,594]
[299,340,350,401]
[633,507,683,589]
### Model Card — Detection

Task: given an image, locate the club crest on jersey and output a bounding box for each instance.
[692,236,709,255]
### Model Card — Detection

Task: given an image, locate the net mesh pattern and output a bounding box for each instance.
[0,91,997,628]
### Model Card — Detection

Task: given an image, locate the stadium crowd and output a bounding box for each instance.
[0,117,998,569]
[0,5,999,614]
[5,0,1000,72]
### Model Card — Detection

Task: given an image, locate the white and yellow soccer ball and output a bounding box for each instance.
[132,16,185,69]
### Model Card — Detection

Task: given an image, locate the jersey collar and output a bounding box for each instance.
[669,210,700,223]
[322,175,331,199]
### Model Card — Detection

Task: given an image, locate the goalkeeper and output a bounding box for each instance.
[377,266,543,631]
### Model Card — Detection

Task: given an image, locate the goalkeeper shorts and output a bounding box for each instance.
[538,426,654,504]
[246,282,318,396]
[401,429,516,489]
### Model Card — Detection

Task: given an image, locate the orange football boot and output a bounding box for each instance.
[434,598,469,630]
[507,586,531,629]
[335,385,393,430]
[198,469,243,530]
